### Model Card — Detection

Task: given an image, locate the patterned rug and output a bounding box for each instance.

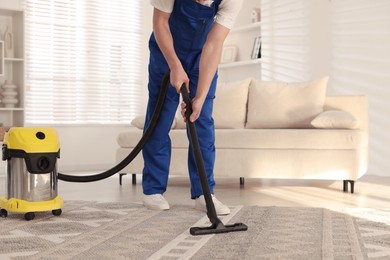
[0,201,389,259]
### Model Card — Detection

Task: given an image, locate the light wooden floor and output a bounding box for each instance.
[1,174,389,211]
[43,174,390,211]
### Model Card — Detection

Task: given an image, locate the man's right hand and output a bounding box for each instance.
[170,66,190,94]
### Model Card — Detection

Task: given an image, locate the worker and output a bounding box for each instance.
[142,0,243,215]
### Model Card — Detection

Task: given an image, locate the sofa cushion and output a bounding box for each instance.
[175,111,186,129]
[213,129,367,150]
[311,110,360,129]
[117,128,367,150]
[246,77,329,129]
[117,129,143,147]
[131,116,146,129]
[213,78,252,128]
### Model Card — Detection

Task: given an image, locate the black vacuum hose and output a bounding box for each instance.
[57,72,171,182]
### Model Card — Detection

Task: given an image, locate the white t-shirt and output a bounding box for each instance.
[150,0,243,29]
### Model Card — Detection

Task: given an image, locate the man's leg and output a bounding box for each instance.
[142,68,179,197]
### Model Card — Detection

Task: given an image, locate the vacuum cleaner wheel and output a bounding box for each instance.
[24,212,35,221]
[52,209,62,216]
[0,209,7,218]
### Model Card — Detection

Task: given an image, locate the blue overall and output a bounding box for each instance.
[142,0,222,199]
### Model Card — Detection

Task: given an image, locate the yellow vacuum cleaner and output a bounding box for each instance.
[0,127,63,220]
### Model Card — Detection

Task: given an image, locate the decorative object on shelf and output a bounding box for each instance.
[251,8,261,23]
[3,26,14,58]
[251,36,261,59]
[220,45,238,64]
[257,39,261,59]
[1,80,18,108]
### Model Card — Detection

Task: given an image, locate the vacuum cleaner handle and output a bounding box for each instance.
[180,85,220,223]
[180,84,248,235]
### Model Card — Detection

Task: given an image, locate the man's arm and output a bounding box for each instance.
[188,23,230,122]
[152,8,189,92]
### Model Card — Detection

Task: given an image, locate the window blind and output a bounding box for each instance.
[330,0,390,94]
[24,0,143,125]
[260,0,310,81]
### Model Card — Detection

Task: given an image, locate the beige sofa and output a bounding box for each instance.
[116,77,368,193]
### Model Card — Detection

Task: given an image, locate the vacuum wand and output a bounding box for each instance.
[180,85,248,236]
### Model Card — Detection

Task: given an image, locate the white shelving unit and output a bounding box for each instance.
[230,22,261,34]
[0,6,24,128]
[0,2,24,175]
[218,0,261,82]
[219,58,261,69]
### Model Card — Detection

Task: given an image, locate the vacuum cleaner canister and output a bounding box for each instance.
[0,127,63,220]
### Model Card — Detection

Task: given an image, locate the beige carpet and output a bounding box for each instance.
[0,201,389,259]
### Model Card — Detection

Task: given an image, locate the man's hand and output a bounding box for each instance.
[180,96,204,123]
[170,66,190,94]
[188,97,204,122]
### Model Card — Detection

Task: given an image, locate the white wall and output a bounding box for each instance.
[307,0,331,79]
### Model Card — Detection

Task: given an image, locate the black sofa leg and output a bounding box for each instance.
[350,181,355,194]
[119,173,127,185]
[240,177,245,185]
[119,173,137,185]
[343,180,355,193]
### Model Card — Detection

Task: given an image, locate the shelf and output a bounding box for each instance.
[219,59,261,69]
[231,22,261,33]
[0,108,24,111]
[4,58,24,62]
[0,9,22,16]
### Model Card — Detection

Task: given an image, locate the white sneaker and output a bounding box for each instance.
[143,194,170,210]
[195,195,231,215]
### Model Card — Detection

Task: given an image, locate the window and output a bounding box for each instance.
[24,0,143,125]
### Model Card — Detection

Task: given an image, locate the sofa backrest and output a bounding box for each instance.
[246,77,329,129]
[324,96,368,132]
[174,78,368,132]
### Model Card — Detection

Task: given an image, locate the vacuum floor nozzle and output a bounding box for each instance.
[190,222,248,236]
